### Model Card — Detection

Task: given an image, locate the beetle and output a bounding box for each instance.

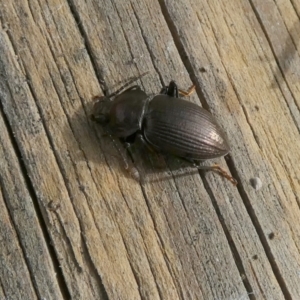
[91,77,237,185]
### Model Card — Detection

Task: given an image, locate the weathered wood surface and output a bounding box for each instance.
[0,0,300,299]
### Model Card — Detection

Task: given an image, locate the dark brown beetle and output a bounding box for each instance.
[91,78,236,185]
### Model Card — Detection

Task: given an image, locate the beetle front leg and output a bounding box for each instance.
[122,147,140,181]
[106,134,140,181]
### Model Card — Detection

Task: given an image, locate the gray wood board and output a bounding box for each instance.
[0,0,299,299]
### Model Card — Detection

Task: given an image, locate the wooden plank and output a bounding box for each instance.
[0,109,63,299]
[161,0,300,297]
[0,188,37,299]
[0,0,299,299]
[0,5,111,300]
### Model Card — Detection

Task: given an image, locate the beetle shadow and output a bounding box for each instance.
[60,99,137,181]
[269,21,300,89]
[128,141,204,183]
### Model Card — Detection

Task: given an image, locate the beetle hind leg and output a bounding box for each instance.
[178,84,195,97]
[161,81,179,97]
[193,162,237,186]
[161,81,195,98]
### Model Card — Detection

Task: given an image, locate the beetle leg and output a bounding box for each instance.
[161,81,179,97]
[193,162,237,186]
[210,164,237,185]
[105,134,140,180]
[136,134,157,153]
[121,142,140,180]
[162,81,196,98]
[178,84,196,97]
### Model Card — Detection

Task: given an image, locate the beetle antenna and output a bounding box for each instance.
[107,71,149,99]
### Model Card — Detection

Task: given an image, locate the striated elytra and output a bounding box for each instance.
[91,80,236,185]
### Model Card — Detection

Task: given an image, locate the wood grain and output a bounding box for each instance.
[0,0,299,299]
